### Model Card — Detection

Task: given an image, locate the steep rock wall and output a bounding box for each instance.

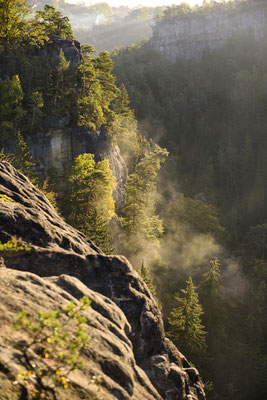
[30,37,126,207]
[28,125,127,209]
[0,161,206,400]
[40,35,83,67]
[152,1,267,61]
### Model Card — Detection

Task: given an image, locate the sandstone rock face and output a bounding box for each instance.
[0,161,205,400]
[40,35,83,67]
[28,126,127,208]
[152,1,266,61]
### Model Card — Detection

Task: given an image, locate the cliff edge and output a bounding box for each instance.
[152,0,266,61]
[0,161,205,400]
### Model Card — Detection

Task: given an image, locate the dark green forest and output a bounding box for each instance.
[112,25,267,399]
[0,1,267,399]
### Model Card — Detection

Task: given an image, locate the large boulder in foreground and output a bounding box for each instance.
[0,161,205,400]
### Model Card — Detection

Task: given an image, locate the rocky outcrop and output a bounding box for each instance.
[152,0,267,61]
[40,35,83,67]
[28,126,127,208]
[0,161,205,400]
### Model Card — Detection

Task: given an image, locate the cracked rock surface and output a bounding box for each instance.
[0,161,205,400]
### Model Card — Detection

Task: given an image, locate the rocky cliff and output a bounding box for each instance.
[27,36,127,208]
[28,124,127,209]
[0,161,205,400]
[40,35,83,67]
[152,0,267,61]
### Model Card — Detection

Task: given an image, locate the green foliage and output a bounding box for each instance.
[13,131,38,184]
[165,195,224,238]
[68,153,115,254]
[243,224,267,259]
[0,194,15,202]
[199,257,222,297]
[0,0,31,47]
[168,277,206,360]
[0,75,24,146]
[112,83,134,119]
[14,296,92,399]
[77,47,118,129]
[39,178,59,212]
[29,91,44,131]
[0,0,48,49]
[120,142,168,257]
[31,4,73,39]
[3,134,59,210]
[156,3,192,21]
[0,148,15,163]
[112,33,267,240]
[0,237,31,252]
[139,260,157,299]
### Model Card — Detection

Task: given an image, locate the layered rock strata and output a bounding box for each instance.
[0,161,205,400]
[152,0,267,61]
[28,126,127,208]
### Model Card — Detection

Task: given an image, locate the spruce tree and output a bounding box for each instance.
[168,277,206,360]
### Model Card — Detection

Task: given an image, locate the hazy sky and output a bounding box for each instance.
[67,0,203,8]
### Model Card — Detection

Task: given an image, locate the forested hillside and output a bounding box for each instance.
[0,0,267,399]
[28,0,164,52]
[112,19,267,400]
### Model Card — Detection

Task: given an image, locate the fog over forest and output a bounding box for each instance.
[0,0,266,399]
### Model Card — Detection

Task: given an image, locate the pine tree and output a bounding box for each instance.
[112,83,134,119]
[53,48,72,115]
[68,153,115,254]
[77,47,118,129]
[168,277,206,360]
[82,207,114,255]
[31,5,73,39]
[29,91,44,131]
[0,75,24,146]
[0,0,30,48]
[0,0,47,49]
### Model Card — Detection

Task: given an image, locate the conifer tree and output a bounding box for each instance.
[53,48,73,115]
[13,130,37,183]
[0,0,48,49]
[120,143,168,256]
[77,47,118,129]
[168,277,206,360]
[68,153,115,254]
[198,257,227,390]
[199,257,225,347]
[32,5,73,39]
[0,0,30,48]
[0,75,24,146]
[139,260,157,298]
[29,91,44,131]
[112,83,134,119]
